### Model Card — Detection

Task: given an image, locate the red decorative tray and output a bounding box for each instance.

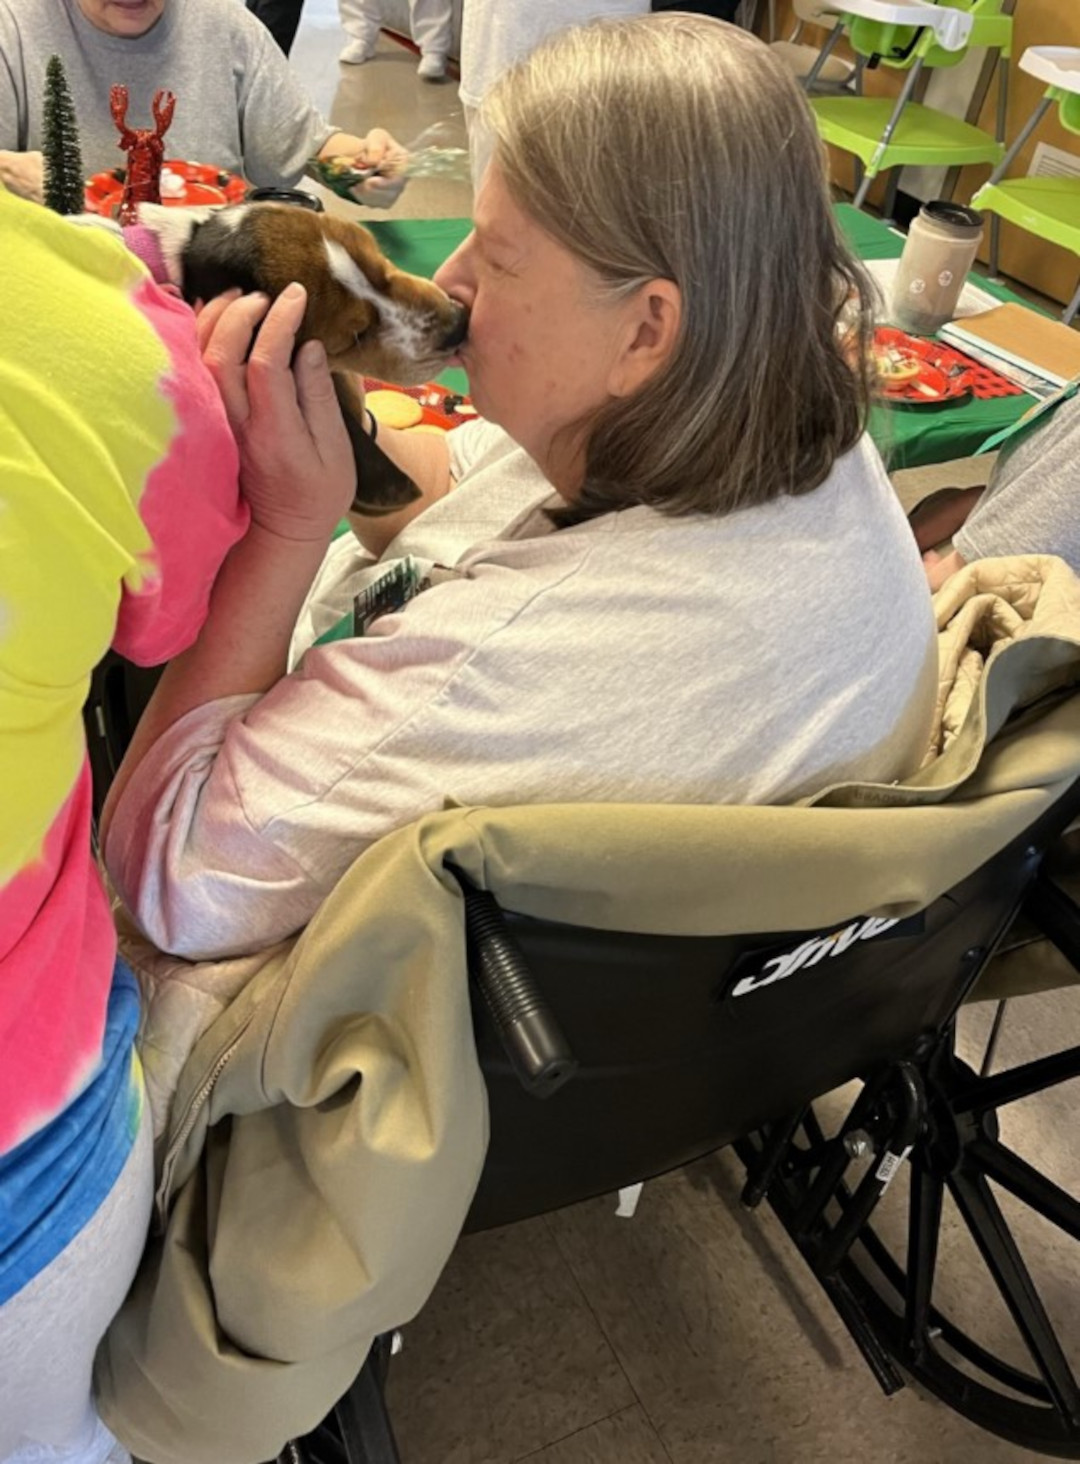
[873,327,1023,406]
[363,379,477,430]
[84,159,247,215]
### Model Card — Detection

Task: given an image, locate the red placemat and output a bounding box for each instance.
[874,328,1024,407]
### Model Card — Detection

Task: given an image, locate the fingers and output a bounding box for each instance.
[201,292,271,429]
[360,128,393,166]
[357,175,406,209]
[194,288,243,353]
[243,283,307,415]
[295,341,356,488]
[246,282,307,372]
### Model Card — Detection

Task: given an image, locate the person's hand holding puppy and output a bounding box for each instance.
[198,283,356,542]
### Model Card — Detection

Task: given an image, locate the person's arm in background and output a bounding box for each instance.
[907,485,985,591]
[0,8,43,203]
[915,390,1080,591]
[315,127,408,207]
[952,391,1080,573]
[234,12,407,204]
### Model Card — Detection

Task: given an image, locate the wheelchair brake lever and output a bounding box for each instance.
[449,867,579,1099]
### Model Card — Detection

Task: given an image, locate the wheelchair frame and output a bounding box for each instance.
[294,784,1080,1464]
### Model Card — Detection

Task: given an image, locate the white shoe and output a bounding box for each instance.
[339,37,377,64]
[417,52,447,82]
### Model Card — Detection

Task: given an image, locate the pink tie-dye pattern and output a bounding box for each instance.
[113,277,248,666]
[0,765,114,1153]
[0,279,246,1154]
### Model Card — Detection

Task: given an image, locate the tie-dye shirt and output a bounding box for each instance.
[0,186,247,1298]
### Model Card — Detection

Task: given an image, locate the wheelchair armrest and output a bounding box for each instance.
[449,867,579,1099]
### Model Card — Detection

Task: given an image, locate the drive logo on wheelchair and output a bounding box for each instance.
[730,915,908,999]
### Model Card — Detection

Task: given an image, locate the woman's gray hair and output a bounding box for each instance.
[481,14,875,522]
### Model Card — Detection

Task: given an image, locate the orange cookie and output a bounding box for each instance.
[366,389,424,429]
[875,355,921,387]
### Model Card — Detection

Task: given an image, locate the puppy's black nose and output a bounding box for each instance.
[440,301,469,351]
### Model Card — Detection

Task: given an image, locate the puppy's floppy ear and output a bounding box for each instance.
[333,374,422,515]
[321,300,378,360]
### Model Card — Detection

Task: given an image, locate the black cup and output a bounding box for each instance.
[923,200,983,237]
[245,187,324,213]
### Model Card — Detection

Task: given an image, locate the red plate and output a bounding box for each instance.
[873,327,972,407]
[362,379,477,430]
[84,159,247,216]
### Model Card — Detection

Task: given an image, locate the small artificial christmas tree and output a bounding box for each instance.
[42,54,85,215]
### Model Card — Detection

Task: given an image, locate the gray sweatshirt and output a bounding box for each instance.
[0,0,335,187]
[105,421,938,961]
[956,390,1080,571]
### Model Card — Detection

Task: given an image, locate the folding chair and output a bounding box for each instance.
[974,46,1080,326]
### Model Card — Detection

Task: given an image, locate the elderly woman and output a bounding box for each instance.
[0,0,403,205]
[102,15,937,963]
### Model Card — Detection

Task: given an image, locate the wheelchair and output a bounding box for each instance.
[288,793,1080,1461]
[83,650,1080,1463]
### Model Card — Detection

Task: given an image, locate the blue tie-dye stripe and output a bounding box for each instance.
[0,958,142,1305]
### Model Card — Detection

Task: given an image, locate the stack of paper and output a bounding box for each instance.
[940,305,1080,398]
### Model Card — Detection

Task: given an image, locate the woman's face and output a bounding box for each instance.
[76,0,166,37]
[435,165,650,495]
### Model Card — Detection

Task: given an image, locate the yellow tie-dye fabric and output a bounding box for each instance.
[0,187,176,880]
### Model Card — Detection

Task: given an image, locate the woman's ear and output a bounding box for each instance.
[609,280,682,398]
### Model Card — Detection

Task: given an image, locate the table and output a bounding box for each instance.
[366,208,1039,471]
[835,205,1039,470]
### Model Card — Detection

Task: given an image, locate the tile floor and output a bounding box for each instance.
[283,15,1080,1462]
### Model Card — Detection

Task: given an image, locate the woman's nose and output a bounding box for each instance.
[441,301,469,351]
[433,234,476,302]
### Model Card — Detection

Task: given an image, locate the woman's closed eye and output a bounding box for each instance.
[480,250,518,278]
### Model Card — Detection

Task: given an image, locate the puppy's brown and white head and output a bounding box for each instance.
[137,201,468,383]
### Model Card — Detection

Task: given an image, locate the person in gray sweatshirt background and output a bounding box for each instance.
[0,0,406,205]
[913,388,1080,590]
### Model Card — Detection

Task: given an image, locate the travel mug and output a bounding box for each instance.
[890,201,984,336]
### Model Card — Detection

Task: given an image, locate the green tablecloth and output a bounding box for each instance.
[837,204,1036,470]
[367,208,1038,470]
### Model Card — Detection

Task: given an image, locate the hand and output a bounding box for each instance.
[924,547,966,592]
[0,150,44,205]
[356,127,407,174]
[353,127,409,208]
[198,285,356,542]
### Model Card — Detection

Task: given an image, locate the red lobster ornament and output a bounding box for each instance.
[110,83,176,225]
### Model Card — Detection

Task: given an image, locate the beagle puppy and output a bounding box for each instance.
[132,201,469,514]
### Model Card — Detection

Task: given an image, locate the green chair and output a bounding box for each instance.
[974,47,1080,326]
[805,0,1013,222]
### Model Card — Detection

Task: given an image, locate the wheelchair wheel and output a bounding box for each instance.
[743,1035,1080,1458]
